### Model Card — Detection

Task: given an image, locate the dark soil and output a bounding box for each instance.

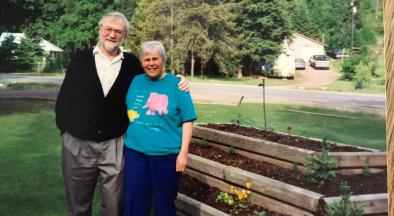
[189,142,387,197]
[202,123,370,152]
[179,174,288,216]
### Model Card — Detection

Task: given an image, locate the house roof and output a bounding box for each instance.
[293,32,327,47]
[0,32,63,52]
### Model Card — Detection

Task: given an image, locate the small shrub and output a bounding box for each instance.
[229,146,236,155]
[327,181,364,216]
[200,138,209,148]
[353,62,375,89]
[341,54,367,81]
[254,210,266,216]
[306,137,337,185]
[292,163,300,172]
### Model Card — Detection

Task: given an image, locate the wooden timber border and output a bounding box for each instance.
[176,193,229,216]
[186,154,388,215]
[193,125,387,175]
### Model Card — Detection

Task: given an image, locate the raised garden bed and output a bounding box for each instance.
[186,142,387,215]
[193,124,387,175]
[177,175,288,216]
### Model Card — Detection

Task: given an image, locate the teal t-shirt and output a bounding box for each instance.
[124,73,197,155]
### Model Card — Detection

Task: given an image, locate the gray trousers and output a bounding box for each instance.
[61,132,124,216]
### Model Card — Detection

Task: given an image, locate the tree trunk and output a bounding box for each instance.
[191,52,195,77]
[237,65,243,79]
[201,64,204,77]
[385,0,394,215]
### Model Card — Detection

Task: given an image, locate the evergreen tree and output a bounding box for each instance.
[289,0,318,38]
[237,0,292,75]
[14,35,44,72]
[0,35,18,71]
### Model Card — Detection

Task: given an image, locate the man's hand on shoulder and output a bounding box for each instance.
[176,74,190,92]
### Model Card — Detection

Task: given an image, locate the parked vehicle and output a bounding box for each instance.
[327,48,349,59]
[271,53,295,79]
[295,58,305,70]
[309,55,330,70]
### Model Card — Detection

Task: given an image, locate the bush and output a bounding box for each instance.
[326,181,364,216]
[305,137,337,185]
[341,54,367,81]
[353,62,375,89]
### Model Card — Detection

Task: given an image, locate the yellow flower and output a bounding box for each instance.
[230,186,235,193]
[246,190,252,195]
[245,181,251,189]
[127,110,140,122]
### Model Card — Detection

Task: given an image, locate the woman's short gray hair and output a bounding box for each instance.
[98,11,130,35]
[140,41,167,62]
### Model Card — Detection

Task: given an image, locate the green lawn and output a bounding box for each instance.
[0,99,386,215]
[196,103,386,150]
[0,82,60,91]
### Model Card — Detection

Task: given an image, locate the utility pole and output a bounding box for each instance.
[350,0,357,54]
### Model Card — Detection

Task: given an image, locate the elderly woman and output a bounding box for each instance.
[123,41,196,216]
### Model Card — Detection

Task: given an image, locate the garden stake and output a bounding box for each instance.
[258,78,267,130]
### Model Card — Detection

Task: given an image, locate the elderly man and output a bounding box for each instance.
[56,12,188,216]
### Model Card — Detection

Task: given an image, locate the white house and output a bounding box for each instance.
[289,32,326,61]
[0,32,63,60]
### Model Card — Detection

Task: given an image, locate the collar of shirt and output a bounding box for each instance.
[93,44,124,63]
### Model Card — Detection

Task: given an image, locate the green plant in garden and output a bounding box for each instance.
[327,181,364,216]
[229,146,236,155]
[200,138,209,148]
[292,163,300,172]
[362,158,371,177]
[306,137,337,185]
[216,182,252,214]
[254,210,266,216]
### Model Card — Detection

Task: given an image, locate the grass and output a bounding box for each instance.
[0,99,386,215]
[186,75,298,86]
[0,82,60,91]
[195,103,386,150]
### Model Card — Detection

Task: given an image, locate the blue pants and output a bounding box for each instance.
[124,148,180,216]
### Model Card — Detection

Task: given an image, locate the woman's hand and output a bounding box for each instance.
[176,152,188,172]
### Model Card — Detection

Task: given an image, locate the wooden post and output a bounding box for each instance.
[385,0,394,214]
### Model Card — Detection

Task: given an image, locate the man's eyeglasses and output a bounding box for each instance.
[101,25,125,36]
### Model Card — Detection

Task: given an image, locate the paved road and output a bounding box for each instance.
[0,74,64,85]
[0,74,386,115]
[190,83,386,115]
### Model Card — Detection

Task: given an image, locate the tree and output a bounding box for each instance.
[0,0,44,33]
[237,0,292,75]
[14,35,44,72]
[126,0,240,77]
[288,0,318,39]
[0,35,18,71]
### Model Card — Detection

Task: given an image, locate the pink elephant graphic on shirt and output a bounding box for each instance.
[142,92,168,116]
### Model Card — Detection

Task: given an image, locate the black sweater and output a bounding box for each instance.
[55,48,144,142]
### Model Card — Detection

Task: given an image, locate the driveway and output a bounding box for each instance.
[294,64,340,89]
